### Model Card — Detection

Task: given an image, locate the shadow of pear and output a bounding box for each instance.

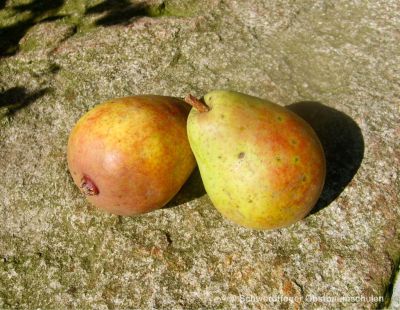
[164,167,206,209]
[287,101,364,214]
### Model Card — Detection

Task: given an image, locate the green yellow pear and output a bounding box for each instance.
[186,90,325,230]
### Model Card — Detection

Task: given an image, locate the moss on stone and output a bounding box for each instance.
[146,0,207,17]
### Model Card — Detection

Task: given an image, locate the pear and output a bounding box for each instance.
[185,90,325,230]
[67,96,196,215]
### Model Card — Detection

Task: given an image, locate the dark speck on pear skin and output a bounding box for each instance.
[220,114,225,119]
[238,152,245,159]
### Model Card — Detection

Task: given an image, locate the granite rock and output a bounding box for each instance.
[0,0,399,309]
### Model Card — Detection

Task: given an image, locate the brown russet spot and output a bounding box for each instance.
[238,152,245,159]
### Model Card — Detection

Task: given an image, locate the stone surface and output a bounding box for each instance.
[390,265,400,309]
[0,0,399,309]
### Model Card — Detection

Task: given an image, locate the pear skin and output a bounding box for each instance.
[67,96,196,215]
[186,90,325,230]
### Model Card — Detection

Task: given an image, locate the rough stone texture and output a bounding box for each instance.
[0,0,399,309]
[390,266,400,309]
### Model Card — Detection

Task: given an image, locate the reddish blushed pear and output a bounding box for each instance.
[185,90,325,230]
[67,96,196,215]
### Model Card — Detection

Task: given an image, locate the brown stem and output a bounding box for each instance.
[184,94,210,112]
[81,175,99,196]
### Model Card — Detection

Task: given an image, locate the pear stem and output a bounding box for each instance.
[184,94,210,112]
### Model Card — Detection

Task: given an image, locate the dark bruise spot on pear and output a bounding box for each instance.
[81,175,99,196]
[238,152,245,159]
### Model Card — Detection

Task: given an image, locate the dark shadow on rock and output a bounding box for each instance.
[0,86,49,117]
[0,0,163,56]
[48,63,61,74]
[164,167,206,209]
[12,0,64,13]
[0,0,65,56]
[287,101,364,214]
[86,0,148,26]
[85,0,164,26]
[0,20,33,56]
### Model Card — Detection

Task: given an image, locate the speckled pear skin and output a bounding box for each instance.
[67,96,196,216]
[187,90,326,230]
